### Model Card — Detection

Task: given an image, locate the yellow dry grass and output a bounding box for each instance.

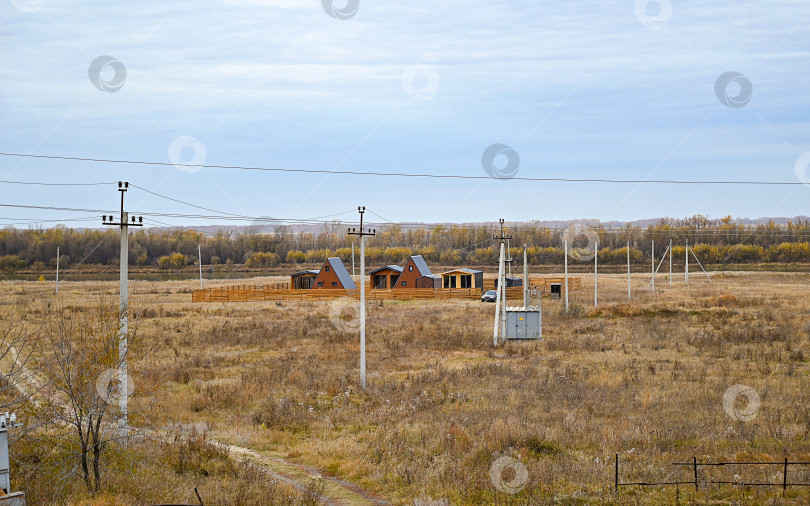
[2,270,809,504]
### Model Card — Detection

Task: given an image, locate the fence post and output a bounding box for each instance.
[693,456,698,491]
[615,453,619,493]
[783,457,788,495]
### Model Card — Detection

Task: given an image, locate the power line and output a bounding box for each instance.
[1,151,807,185]
[129,184,245,218]
[0,179,113,186]
[131,184,357,222]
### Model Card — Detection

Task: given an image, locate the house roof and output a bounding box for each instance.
[327,257,356,289]
[290,269,320,277]
[416,274,441,279]
[440,268,483,275]
[410,255,431,275]
[369,265,403,275]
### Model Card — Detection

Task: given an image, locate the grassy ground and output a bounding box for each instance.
[2,271,809,504]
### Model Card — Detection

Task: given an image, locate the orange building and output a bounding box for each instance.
[312,257,356,289]
[392,255,432,288]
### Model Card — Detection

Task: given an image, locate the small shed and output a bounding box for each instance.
[369,265,403,289]
[505,306,542,340]
[393,255,433,288]
[290,269,319,289]
[440,268,484,290]
[495,276,523,288]
[313,257,356,290]
[415,274,442,288]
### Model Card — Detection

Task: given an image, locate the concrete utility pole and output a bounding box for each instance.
[523,244,528,308]
[506,238,512,278]
[651,240,655,293]
[102,182,142,444]
[492,219,512,345]
[594,241,598,307]
[347,207,375,388]
[198,244,203,289]
[351,241,355,278]
[685,239,689,284]
[56,246,59,294]
[626,241,631,301]
[564,240,569,311]
[669,239,672,288]
[493,242,505,346]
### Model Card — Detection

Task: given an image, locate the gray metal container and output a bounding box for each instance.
[505,306,542,340]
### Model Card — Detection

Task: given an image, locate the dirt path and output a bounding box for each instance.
[1,348,389,506]
[221,443,389,505]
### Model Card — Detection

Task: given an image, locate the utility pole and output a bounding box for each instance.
[523,244,528,308]
[564,240,569,311]
[506,238,512,278]
[351,241,355,278]
[492,219,512,345]
[685,239,689,284]
[669,239,672,288]
[594,241,598,307]
[651,240,655,293]
[198,244,203,289]
[56,246,60,294]
[102,181,142,444]
[626,241,631,301]
[347,207,374,388]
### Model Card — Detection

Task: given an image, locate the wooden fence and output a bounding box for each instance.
[191,277,582,303]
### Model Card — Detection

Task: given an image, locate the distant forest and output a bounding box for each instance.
[2,215,810,270]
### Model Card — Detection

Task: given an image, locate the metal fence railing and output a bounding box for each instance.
[615,454,810,494]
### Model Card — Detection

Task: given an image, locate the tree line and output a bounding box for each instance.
[2,215,810,270]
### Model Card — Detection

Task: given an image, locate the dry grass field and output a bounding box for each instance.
[2,271,809,504]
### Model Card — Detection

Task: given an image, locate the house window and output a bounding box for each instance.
[460,275,472,289]
[317,281,323,287]
[332,282,337,287]
[401,281,407,286]
[325,265,330,272]
[409,265,413,271]
[444,276,457,289]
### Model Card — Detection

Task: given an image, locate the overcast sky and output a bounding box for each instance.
[2,0,810,228]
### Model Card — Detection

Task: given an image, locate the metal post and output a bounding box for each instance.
[594,241,598,307]
[523,244,528,308]
[685,239,689,284]
[198,244,203,289]
[669,239,672,288]
[564,239,569,311]
[119,212,128,443]
[56,246,59,294]
[615,453,619,493]
[352,241,355,278]
[693,456,699,491]
[651,240,655,293]
[493,242,505,345]
[783,457,788,494]
[627,241,631,301]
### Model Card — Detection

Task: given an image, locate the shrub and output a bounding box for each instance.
[246,252,280,268]
[157,253,188,269]
[285,250,306,263]
[0,255,26,270]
